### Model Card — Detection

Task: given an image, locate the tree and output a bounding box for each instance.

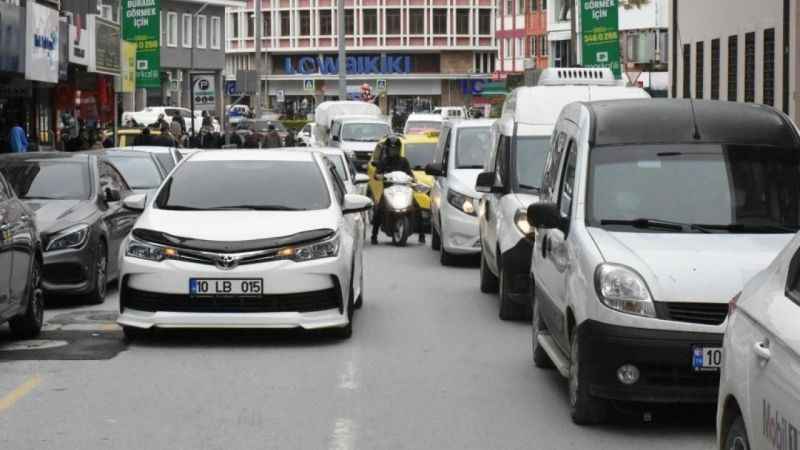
[620,0,651,9]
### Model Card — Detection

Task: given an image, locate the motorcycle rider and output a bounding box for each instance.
[371,135,426,245]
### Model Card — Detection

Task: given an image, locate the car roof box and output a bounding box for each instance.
[537,68,618,87]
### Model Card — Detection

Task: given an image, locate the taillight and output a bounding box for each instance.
[728,292,741,316]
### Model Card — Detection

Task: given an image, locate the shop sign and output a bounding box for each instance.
[580,0,621,78]
[59,19,69,81]
[120,41,137,93]
[192,74,216,111]
[69,23,90,66]
[459,79,487,95]
[284,55,412,76]
[0,79,32,98]
[89,15,121,75]
[123,0,160,88]
[25,3,60,83]
[0,3,24,73]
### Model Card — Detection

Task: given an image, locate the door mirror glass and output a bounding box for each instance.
[425,162,444,177]
[527,203,561,229]
[354,173,369,185]
[476,171,501,194]
[342,194,373,214]
[123,193,147,211]
[104,187,121,202]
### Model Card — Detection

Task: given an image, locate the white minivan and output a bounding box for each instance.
[528,99,800,425]
[476,68,649,321]
[426,119,494,265]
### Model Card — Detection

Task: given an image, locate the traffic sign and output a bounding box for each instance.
[192,74,216,111]
[225,80,237,96]
[303,79,315,91]
[276,90,285,103]
[376,79,387,92]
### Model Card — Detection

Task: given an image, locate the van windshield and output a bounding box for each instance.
[515,136,550,192]
[341,123,390,142]
[455,127,492,168]
[588,144,800,233]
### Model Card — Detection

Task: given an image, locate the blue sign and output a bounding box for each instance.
[459,79,488,95]
[225,80,238,96]
[285,55,412,76]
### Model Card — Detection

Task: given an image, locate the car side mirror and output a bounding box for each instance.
[104,187,121,202]
[123,193,147,211]
[425,162,443,177]
[527,203,560,229]
[331,134,340,142]
[342,194,373,214]
[475,171,502,194]
[354,173,369,185]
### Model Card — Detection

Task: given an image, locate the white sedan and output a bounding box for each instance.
[717,233,800,450]
[116,150,372,339]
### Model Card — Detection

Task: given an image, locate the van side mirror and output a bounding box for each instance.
[475,171,502,194]
[527,203,560,229]
[354,173,369,185]
[425,162,443,177]
[104,187,121,202]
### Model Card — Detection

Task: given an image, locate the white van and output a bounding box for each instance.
[528,99,800,425]
[476,68,649,321]
[404,113,446,135]
[330,116,391,171]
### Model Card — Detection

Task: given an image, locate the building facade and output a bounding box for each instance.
[526,0,548,70]
[495,0,525,74]
[670,0,797,120]
[225,0,497,114]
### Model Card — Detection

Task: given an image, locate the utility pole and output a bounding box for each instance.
[337,0,346,99]
[254,0,263,117]
[570,0,578,66]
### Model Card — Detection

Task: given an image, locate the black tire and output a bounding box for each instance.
[9,258,44,339]
[480,253,499,293]
[499,266,529,321]
[333,289,354,339]
[440,245,457,266]
[431,224,441,251]
[122,325,148,341]
[354,263,364,309]
[723,415,750,450]
[87,240,108,305]
[569,327,607,425]
[532,299,554,369]
[390,216,411,247]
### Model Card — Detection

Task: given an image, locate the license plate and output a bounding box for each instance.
[189,278,263,297]
[692,346,723,371]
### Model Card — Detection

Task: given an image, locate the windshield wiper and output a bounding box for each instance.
[693,223,799,234]
[518,184,541,193]
[458,165,485,169]
[600,218,712,233]
[206,205,303,211]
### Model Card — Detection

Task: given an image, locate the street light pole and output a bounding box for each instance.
[254,0,262,117]
[190,2,211,139]
[337,0,346,99]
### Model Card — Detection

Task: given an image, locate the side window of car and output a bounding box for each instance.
[442,129,452,173]
[433,127,449,167]
[558,141,578,224]
[786,246,800,306]
[494,135,510,187]
[541,132,567,202]
[328,165,346,205]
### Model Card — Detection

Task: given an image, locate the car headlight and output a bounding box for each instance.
[594,263,656,317]
[46,224,90,252]
[514,208,532,235]
[276,233,340,262]
[447,189,477,216]
[126,239,178,262]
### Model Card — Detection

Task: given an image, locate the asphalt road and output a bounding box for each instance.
[0,239,716,450]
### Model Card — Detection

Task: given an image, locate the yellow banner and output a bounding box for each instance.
[120,41,137,93]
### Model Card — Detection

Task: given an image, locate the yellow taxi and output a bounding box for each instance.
[117,128,162,147]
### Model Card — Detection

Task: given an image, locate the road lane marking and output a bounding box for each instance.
[0,375,42,413]
[338,359,358,390]
[329,417,356,450]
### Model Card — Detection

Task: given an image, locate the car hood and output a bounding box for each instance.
[341,141,377,153]
[135,208,339,242]
[23,199,96,234]
[587,228,794,302]
[448,169,483,198]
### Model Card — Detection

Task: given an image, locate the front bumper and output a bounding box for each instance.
[441,204,480,254]
[41,244,96,294]
[501,239,533,305]
[579,320,723,404]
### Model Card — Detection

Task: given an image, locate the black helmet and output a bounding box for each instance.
[385,135,402,159]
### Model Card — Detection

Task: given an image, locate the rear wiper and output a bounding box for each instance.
[693,223,799,233]
[601,218,711,233]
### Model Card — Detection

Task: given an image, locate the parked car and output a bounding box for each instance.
[527,99,800,425]
[717,233,800,450]
[82,150,168,194]
[226,104,251,126]
[0,169,43,338]
[116,150,373,339]
[477,67,650,321]
[235,119,289,147]
[427,119,495,265]
[123,146,184,174]
[403,113,445,135]
[0,153,141,304]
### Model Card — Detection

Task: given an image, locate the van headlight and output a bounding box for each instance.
[46,224,90,252]
[514,208,532,235]
[447,189,477,216]
[594,263,656,317]
[277,233,340,262]
[126,239,178,262]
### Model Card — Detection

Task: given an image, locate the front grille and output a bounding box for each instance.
[123,287,341,313]
[43,263,86,284]
[656,302,729,325]
[639,363,721,388]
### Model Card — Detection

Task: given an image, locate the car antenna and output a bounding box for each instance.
[689,99,702,140]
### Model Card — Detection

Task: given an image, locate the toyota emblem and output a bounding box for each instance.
[215,254,239,270]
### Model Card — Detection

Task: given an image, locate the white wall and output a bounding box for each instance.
[619,0,668,31]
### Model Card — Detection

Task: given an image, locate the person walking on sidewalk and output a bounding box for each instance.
[9,123,28,153]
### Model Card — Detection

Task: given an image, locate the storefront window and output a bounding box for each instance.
[456,10,469,34]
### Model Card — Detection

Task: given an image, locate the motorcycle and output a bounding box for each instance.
[376,171,430,247]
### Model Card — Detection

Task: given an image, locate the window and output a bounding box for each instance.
[319,10,332,35]
[504,39,511,58]
[0,161,91,200]
[345,9,354,34]
[540,35,548,56]
[478,9,491,35]
[531,0,538,11]
[410,9,424,34]
[558,0,571,21]
[517,37,524,57]
[711,38,720,100]
[764,28,775,106]
[167,12,178,47]
[516,136,550,193]
[455,127,492,168]
[558,141,577,221]
[196,15,207,49]
[327,163,345,204]
[231,12,239,38]
[211,17,221,49]
[787,249,800,306]
[433,9,447,34]
[682,43,690,98]
[280,11,290,36]
[299,10,310,36]
[99,162,130,195]
[105,156,163,191]
[728,35,738,101]
[182,14,192,47]
[247,11,254,37]
[542,0,547,9]
[386,9,401,35]
[505,0,513,14]
[695,41,704,99]
[363,9,377,35]
[530,36,537,56]
[456,9,469,34]
[745,32,755,102]
[494,136,510,186]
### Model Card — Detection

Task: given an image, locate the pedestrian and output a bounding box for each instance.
[151,113,167,129]
[133,126,155,146]
[158,122,177,147]
[174,110,186,135]
[264,124,283,148]
[8,122,28,153]
[284,130,296,147]
[201,111,212,130]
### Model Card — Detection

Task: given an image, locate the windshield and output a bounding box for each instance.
[106,155,163,190]
[0,160,91,200]
[404,143,437,169]
[455,127,492,168]
[156,160,331,211]
[588,144,800,233]
[341,123,390,142]
[515,136,550,191]
[406,121,442,132]
[154,153,175,172]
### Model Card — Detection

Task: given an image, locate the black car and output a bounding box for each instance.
[0,153,139,304]
[82,149,168,194]
[0,169,43,338]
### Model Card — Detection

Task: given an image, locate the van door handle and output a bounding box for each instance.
[754,340,771,362]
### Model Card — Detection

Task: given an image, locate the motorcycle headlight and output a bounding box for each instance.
[594,263,656,318]
[46,224,90,252]
[384,187,413,210]
[276,233,340,262]
[126,239,178,262]
[413,183,431,194]
[514,208,532,235]
[447,189,477,216]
